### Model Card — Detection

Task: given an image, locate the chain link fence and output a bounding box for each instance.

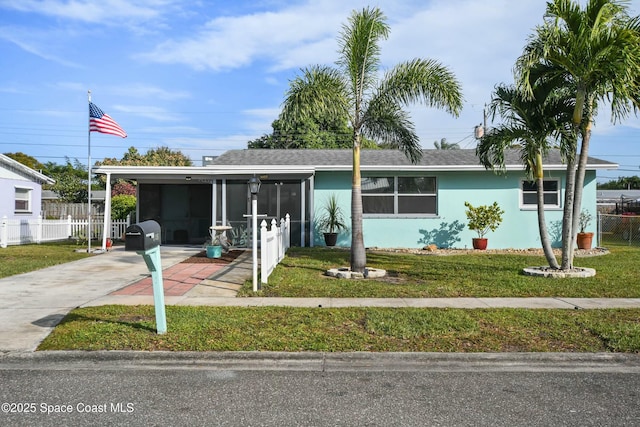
[599,213,640,246]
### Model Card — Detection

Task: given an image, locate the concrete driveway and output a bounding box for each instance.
[0,246,199,353]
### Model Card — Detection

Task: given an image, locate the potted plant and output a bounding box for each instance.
[577,209,594,250]
[464,201,504,250]
[205,234,222,258]
[318,194,347,247]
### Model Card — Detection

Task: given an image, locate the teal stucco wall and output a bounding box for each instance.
[313,169,598,250]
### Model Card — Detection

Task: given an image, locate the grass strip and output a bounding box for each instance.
[38,305,640,353]
[238,244,640,298]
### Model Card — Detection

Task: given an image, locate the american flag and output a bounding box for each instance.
[89,102,127,138]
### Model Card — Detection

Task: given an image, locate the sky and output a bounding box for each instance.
[0,0,639,184]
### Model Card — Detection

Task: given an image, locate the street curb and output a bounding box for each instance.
[2,351,640,372]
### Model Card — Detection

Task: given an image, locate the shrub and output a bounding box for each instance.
[464,201,504,239]
[111,195,136,220]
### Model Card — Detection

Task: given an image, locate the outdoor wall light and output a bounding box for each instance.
[248,175,261,195]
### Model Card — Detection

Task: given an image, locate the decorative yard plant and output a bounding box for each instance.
[318,194,347,234]
[318,194,347,247]
[464,201,505,239]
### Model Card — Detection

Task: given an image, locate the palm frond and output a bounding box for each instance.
[361,102,421,163]
[280,65,350,127]
[379,58,463,116]
[337,7,389,104]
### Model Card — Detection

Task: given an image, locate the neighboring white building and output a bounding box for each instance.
[0,154,55,220]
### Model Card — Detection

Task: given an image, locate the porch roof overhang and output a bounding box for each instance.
[93,165,316,182]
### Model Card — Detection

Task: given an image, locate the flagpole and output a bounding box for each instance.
[87,90,92,253]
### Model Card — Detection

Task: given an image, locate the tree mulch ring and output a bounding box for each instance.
[181,250,244,264]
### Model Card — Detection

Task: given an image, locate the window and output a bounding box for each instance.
[521,179,560,208]
[15,187,32,213]
[362,176,437,215]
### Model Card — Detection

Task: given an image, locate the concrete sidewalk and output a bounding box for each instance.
[2,245,640,354]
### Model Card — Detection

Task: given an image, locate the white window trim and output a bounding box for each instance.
[362,176,438,217]
[14,186,33,213]
[519,178,561,210]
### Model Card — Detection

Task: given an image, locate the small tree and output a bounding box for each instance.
[578,209,593,234]
[464,201,504,239]
[112,180,136,196]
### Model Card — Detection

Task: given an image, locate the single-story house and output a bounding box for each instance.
[0,153,55,220]
[93,148,617,250]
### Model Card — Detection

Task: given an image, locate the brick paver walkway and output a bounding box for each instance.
[111,262,225,296]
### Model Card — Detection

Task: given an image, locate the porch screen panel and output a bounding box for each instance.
[139,184,161,222]
[280,182,303,246]
[226,180,250,247]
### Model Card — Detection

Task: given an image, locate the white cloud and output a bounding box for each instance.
[113,105,183,122]
[109,84,191,101]
[0,27,83,67]
[136,0,360,71]
[0,0,170,23]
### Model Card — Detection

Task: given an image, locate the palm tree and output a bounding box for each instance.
[477,72,574,269]
[434,138,460,149]
[516,0,640,270]
[280,7,463,272]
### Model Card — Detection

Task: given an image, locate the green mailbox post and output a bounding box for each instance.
[125,220,167,334]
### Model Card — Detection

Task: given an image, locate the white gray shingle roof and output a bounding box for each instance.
[211,149,615,169]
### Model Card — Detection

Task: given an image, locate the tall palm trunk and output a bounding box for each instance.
[561,86,586,270]
[561,153,577,269]
[535,152,560,269]
[570,99,593,249]
[350,138,366,273]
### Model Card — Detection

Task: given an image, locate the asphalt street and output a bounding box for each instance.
[1,352,639,426]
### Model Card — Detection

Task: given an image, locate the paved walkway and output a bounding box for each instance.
[1,245,640,353]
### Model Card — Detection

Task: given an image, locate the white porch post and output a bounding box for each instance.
[101,172,112,250]
[221,178,227,227]
[308,175,315,247]
[211,178,217,227]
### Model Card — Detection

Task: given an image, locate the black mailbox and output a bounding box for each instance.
[125,220,161,251]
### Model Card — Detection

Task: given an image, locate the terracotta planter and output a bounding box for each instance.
[576,232,594,250]
[472,238,488,250]
[323,233,338,247]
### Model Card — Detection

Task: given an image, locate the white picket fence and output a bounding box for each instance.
[0,215,131,248]
[260,214,291,284]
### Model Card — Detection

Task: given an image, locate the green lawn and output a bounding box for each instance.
[238,244,640,298]
[38,305,640,352]
[0,242,91,278]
